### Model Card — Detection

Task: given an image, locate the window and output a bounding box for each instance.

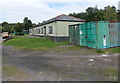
[41,28,43,34]
[36,29,38,34]
[39,28,40,34]
[49,26,53,34]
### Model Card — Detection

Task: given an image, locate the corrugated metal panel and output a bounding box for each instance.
[118,23,120,46]
[109,22,118,47]
[97,21,110,49]
[79,23,87,46]
[86,22,97,48]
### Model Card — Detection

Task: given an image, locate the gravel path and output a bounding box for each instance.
[2,45,118,81]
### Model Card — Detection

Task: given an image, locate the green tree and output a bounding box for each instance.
[1,22,10,32]
[117,10,120,21]
[69,5,118,21]
[15,22,23,32]
[23,17,33,30]
[27,20,32,29]
[103,5,118,21]
[85,6,99,21]
[0,25,3,33]
[1,22,17,33]
[10,27,15,33]
[96,9,105,21]
[2,27,4,32]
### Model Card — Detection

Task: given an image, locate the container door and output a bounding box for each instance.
[97,21,110,49]
[74,25,80,45]
[109,22,118,47]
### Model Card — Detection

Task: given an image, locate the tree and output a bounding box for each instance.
[0,25,3,33]
[103,6,118,21]
[1,22,10,32]
[1,22,17,33]
[27,20,32,29]
[15,22,23,32]
[96,9,105,21]
[23,17,28,23]
[117,10,120,21]
[23,17,33,30]
[69,12,87,20]
[85,6,99,21]
[69,5,118,21]
[10,27,15,33]
[2,27,4,32]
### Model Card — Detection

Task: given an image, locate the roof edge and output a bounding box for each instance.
[38,20,84,27]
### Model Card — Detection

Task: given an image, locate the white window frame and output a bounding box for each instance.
[41,28,43,34]
[49,26,53,34]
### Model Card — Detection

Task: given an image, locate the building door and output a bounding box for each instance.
[44,26,46,37]
[74,24,80,45]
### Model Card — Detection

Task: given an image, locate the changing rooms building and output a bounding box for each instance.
[29,14,85,41]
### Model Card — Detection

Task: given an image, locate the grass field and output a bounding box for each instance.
[3,37,69,50]
[3,36,120,53]
[96,47,120,53]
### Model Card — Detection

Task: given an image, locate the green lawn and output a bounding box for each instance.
[3,36,120,53]
[96,47,120,53]
[3,37,69,50]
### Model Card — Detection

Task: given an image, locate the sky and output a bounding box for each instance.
[0,0,120,24]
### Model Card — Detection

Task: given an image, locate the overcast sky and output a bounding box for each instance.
[0,0,120,24]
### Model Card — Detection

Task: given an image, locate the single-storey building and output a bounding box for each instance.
[29,14,85,41]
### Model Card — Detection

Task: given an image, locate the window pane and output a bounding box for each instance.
[49,26,53,34]
[41,28,43,34]
[39,28,40,34]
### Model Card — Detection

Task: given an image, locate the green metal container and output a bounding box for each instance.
[69,21,120,49]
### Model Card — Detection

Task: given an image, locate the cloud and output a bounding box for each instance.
[0,0,119,23]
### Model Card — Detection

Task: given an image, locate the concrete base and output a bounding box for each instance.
[48,36,69,41]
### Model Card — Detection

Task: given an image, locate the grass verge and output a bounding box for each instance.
[96,47,120,53]
[3,37,69,50]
